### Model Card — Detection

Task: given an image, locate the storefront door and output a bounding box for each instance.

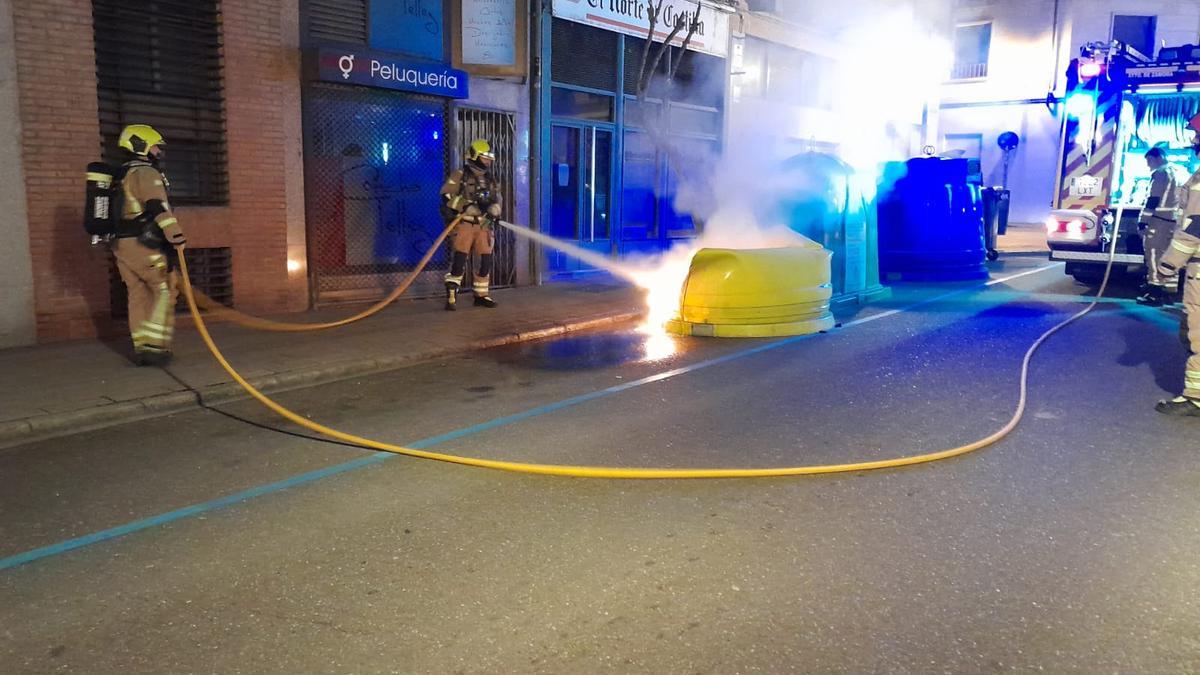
[548,123,613,275]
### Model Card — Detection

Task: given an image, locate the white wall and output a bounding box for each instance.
[940,103,1061,223]
[0,0,35,347]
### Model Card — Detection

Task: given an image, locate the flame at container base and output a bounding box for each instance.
[497,217,834,343]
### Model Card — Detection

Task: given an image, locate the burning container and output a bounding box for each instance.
[666,239,835,338]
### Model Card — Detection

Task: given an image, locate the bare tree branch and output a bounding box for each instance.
[667,2,703,84]
[635,0,664,98]
[640,17,686,97]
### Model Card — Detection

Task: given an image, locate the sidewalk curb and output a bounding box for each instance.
[0,310,643,450]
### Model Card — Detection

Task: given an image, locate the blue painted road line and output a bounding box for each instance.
[0,264,1063,572]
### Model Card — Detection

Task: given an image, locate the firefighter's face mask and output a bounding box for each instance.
[147,145,165,168]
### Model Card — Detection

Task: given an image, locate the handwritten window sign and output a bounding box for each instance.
[462,0,516,65]
[453,0,528,78]
[370,0,444,61]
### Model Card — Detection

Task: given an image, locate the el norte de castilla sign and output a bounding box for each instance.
[553,0,730,58]
[317,49,469,99]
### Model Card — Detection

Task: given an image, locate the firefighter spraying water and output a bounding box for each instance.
[441,140,504,311]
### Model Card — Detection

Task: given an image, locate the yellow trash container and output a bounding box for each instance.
[665,244,835,338]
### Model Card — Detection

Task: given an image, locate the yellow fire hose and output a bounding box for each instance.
[175,225,1117,479]
[189,217,461,332]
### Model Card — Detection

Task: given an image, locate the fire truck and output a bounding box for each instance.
[1046,42,1200,284]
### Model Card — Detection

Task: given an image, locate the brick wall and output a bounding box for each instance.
[11,0,305,343]
[12,0,109,341]
[221,0,306,314]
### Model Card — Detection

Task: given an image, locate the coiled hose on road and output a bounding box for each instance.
[176,223,1119,479]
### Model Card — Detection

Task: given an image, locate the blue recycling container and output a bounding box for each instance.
[769,152,887,304]
[876,157,987,281]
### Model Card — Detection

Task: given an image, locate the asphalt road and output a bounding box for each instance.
[2,257,1198,673]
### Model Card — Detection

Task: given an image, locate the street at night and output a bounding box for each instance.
[5,0,1200,671]
[4,258,1199,672]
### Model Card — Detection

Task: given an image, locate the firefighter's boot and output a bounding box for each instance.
[134,348,172,367]
[1136,288,1166,306]
[471,263,496,308]
[1155,396,1200,416]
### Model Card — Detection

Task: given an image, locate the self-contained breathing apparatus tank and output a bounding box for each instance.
[84,161,121,244]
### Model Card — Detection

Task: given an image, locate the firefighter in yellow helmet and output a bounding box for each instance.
[1154,113,1200,415]
[439,139,502,310]
[112,124,186,366]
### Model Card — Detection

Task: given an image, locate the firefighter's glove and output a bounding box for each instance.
[487,203,502,218]
[1158,260,1179,279]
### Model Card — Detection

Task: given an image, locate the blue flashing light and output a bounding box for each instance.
[381,142,390,164]
[433,130,440,140]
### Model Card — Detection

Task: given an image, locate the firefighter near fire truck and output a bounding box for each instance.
[1136,146,1182,306]
[440,139,502,311]
[85,124,187,366]
[1044,42,1200,286]
[1153,113,1200,416]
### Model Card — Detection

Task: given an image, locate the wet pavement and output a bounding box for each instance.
[2,257,1199,673]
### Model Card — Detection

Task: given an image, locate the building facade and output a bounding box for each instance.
[2,0,306,347]
[939,0,1200,224]
[535,0,734,277]
[0,0,532,347]
[1,0,957,348]
[300,0,532,304]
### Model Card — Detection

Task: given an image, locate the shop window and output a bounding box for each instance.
[552,17,618,91]
[735,37,768,99]
[661,138,719,237]
[551,88,614,122]
[669,106,721,137]
[370,0,442,59]
[1112,15,1156,59]
[671,48,725,109]
[624,98,662,129]
[624,35,648,95]
[302,85,449,303]
[93,0,228,205]
[950,22,991,80]
[621,129,658,239]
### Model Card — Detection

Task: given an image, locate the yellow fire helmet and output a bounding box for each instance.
[467,139,494,162]
[118,124,166,156]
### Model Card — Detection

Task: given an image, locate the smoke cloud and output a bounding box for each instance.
[662,0,952,238]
